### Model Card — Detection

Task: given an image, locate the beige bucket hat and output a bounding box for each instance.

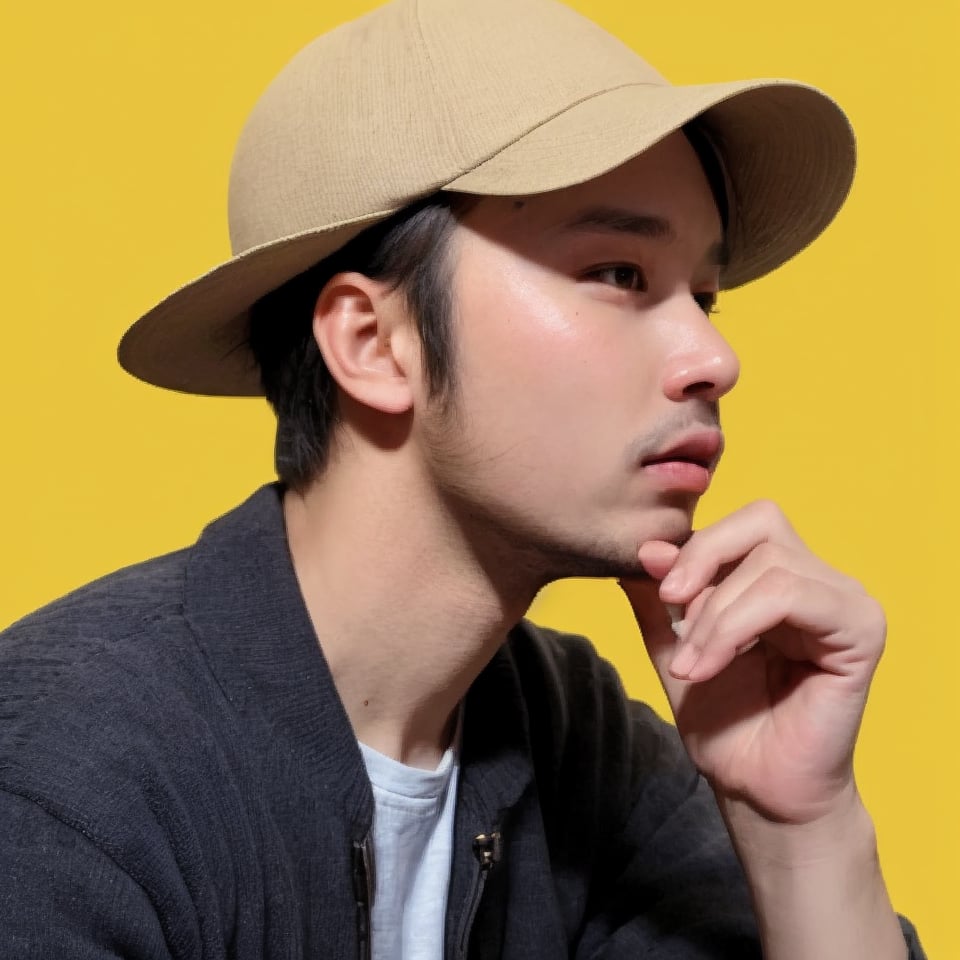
[118,0,855,396]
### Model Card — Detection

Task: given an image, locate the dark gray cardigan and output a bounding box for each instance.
[0,485,924,959]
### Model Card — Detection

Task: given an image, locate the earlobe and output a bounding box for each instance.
[313,273,416,415]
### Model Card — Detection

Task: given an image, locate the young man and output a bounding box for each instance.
[0,0,926,958]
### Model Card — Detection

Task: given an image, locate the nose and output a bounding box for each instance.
[660,310,740,403]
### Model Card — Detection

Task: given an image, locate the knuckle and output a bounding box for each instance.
[758,564,795,596]
[750,540,784,568]
[749,498,784,525]
[710,607,740,647]
[859,595,887,648]
[748,498,797,538]
[841,573,869,595]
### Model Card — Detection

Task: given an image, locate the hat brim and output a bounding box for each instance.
[118,78,854,397]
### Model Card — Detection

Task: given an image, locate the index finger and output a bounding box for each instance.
[659,499,803,604]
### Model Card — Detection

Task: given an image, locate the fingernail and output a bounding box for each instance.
[671,641,700,678]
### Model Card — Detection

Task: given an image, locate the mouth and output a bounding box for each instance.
[642,429,724,470]
[639,429,724,494]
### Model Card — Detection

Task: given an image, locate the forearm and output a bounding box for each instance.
[720,786,907,960]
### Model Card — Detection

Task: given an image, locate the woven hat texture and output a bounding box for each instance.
[118,0,855,396]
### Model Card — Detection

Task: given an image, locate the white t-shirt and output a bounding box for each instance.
[358,737,460,960]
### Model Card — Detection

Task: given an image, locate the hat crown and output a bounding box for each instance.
[228,0,665,255]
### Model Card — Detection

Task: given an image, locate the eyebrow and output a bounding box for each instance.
[560,205,729,268]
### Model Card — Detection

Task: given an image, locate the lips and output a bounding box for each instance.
[641,429,724,471]
[640,429,723,494]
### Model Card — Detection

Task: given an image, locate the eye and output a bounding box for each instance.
[694,291,719,315]
[586,265,647,292]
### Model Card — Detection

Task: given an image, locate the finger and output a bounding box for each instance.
[670,567,886,683]
[620,540,682,637]
[669,584,716,641]
[659,500,807,605]
[637,540,681,581]
[621,580,718,703]
[676,541,824,642]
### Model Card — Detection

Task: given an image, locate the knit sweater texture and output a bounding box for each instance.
[0,485,926,959]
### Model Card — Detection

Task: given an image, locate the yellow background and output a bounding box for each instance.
[2,0,955,953]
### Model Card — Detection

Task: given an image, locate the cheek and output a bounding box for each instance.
[453,262,653,463]
[457,268,593,418]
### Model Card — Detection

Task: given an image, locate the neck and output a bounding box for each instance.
[283,441,539,770]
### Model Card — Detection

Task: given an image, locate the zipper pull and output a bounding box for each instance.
[459,830,503,957]
[472,831,502,871]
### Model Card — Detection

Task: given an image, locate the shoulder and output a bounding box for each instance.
[2,547,189,643]
[0,544,250,904]
[0,548,221,805]
[0,548,194,703]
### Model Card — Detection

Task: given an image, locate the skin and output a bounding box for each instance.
[283,131,908,959]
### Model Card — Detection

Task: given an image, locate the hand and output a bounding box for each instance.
[619,500,887,826]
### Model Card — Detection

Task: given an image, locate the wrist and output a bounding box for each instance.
[716,786,906,960]
[718,780,873,867]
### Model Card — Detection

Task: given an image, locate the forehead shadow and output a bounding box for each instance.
[455,150,729,270]
[558,204,729,268]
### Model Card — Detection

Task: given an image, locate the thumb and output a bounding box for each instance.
[620,541,692,705]
[618,540,681,642]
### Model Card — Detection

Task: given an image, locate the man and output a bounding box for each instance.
[0,0,926,957]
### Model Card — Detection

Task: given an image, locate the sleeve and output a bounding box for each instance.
[576,704,762,959]
[577,704,929,960]
[0,787,171,960]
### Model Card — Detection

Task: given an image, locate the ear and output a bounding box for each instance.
[313,272,419,415]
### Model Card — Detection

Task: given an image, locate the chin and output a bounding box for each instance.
[528,500,694,579]
[535,531,657,583]
[457,491,698,587]
[627,501,696,547]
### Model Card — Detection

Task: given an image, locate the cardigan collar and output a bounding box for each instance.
[183,484,534,829]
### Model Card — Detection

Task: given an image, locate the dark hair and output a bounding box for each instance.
[682,121,729,232]
[248,193,467,490]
